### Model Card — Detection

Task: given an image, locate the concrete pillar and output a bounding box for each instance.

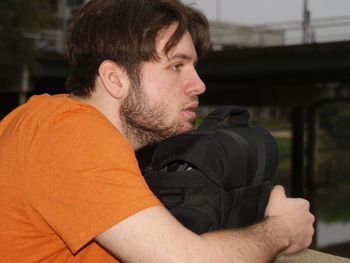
[18,65,29,105]
[306,105,319,248]
[291,106,305,198]
[306,105,318,194]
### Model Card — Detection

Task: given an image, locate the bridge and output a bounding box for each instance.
[199,40,350,106]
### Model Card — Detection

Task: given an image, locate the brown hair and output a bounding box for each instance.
[65,0,210,97]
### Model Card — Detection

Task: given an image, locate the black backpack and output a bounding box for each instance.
[141,106,279,234]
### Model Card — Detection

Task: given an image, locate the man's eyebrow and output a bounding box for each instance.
[167,53,198,64]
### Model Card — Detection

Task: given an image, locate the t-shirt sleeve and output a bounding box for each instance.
[26,109,162,253]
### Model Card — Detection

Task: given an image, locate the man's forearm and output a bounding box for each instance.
[96,206,308,263]
[200,217,288,263]
[96,187,314,263]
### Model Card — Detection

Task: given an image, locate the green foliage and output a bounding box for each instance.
[274,137,291,158]
[316,150,350,222]
[273,132,333,160]
[193,116,204,128]
[318,132,333,150]
[0,0,56,76]
[318,102,350,144]
[251,119,290,130]
[317,184,350,222]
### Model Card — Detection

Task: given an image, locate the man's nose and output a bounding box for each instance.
[184,69,206,96]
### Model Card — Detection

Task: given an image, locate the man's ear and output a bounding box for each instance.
[98,60,128,99]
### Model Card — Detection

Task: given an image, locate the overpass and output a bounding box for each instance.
[199,40,350,106]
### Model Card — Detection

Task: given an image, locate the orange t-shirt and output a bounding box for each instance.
[0,94,162,262]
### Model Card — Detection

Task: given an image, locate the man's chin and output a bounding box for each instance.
[177,121,194,134]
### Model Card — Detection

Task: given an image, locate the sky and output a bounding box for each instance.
[182,0,350,25]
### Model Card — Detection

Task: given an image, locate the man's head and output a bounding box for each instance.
[119,23,206,146]
[65,0,210,98]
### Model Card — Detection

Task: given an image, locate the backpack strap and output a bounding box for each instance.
[251,127,267,185]
[223,181,271,227]
[216,129,251,188]
[198,106,250,130]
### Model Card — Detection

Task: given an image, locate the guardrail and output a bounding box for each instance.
[27,15,350,53]
[211,15,350,48]
[24,29,65,54]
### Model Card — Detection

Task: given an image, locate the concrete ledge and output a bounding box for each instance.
[275,249,350,263]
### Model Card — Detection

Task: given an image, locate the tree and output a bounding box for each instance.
[0,0,57,87]
[319,102,350,146]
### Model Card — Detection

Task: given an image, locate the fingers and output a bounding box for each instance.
[264,185,315,254]
[283,213,315,254]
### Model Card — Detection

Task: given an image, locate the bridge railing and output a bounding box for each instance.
[24,29,65,54]
[26,15,350,53]
[211,15,350,49]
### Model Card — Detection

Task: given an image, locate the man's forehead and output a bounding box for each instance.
[156,24,197,62]
[156,23,179,46]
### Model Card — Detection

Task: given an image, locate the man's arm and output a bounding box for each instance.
[95,186,314,263]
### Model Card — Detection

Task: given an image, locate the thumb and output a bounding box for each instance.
[266,185,287,215]
[270,185,286,199]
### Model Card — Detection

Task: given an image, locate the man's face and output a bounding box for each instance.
[120,24,206,147]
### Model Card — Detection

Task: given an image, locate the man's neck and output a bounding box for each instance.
[70,93,141,150]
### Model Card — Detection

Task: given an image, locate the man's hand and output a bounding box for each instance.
[264,185,315,254]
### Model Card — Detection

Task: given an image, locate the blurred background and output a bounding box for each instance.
[1,0,350,258]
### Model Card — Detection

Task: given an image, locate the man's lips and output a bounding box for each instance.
[182,103,199,120]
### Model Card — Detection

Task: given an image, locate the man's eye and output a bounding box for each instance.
[170,64,182,71]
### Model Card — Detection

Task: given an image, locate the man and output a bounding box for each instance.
[0,0,314,262]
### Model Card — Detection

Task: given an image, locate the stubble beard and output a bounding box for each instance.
[119,78,191,147]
